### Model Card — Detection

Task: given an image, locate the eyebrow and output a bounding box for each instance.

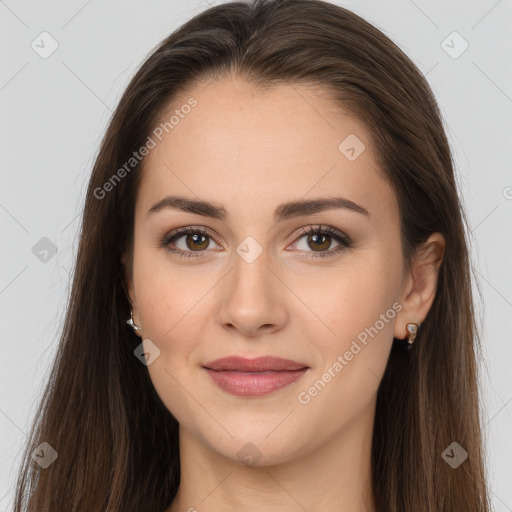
[146,195,370,221]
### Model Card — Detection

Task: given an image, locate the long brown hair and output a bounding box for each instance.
[13,0,491,510]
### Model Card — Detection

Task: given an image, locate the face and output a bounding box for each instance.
[124,76,409,465]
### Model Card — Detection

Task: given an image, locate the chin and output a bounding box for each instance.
[193,421,309,467]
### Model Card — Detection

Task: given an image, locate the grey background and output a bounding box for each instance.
[1,0,511,510]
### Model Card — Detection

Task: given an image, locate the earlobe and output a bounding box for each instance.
[127,309,143,336]
[394,232,446,340]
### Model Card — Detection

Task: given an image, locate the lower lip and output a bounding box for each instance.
[204,368,309,396]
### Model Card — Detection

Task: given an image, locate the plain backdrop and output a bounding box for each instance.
[1,0,511,510]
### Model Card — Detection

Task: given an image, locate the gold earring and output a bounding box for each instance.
[406,322,419,344]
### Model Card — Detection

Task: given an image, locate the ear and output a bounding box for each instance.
[121,249,144,337]
[121,250,136,308]
[394,232,446,340]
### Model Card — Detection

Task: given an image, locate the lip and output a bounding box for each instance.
[202,356,310,396]
[203,356,308,372]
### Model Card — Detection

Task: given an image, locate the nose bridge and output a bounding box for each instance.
[231,234,275,299]
[217,233,288,335]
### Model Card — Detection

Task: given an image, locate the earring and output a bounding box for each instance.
[406,322,420,344]
[127,309,142,332]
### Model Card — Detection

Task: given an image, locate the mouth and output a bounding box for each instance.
[202,356,310,396]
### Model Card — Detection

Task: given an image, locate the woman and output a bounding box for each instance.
[13,0,491,510]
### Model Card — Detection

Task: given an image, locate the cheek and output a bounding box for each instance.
[292,250,401,348]
[134,264,209,424]
[293,302,395,446]
[292,252,401,409]
[134,252,209,344]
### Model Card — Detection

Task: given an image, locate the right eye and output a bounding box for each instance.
[161,226,222,259]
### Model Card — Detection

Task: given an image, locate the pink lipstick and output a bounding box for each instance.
[202,356,309,396]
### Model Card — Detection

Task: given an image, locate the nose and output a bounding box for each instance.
[216,242,289,338]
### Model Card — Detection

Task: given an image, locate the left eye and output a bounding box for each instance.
[289,225,353,258]
[161,225,352,259]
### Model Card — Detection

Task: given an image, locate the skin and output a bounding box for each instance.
[123,75,445,512]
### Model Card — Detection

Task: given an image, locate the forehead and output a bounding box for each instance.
[136,76,397,225]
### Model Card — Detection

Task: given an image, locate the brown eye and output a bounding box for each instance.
[306,233,333,252]
[183,233,210,251]
[161,226,219,258]
[161,224,352,260]
[291,225,352,258]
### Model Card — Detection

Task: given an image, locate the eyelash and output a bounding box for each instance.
[160,224,353,260]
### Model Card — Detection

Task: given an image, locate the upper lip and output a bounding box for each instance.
[203,356,309,372]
